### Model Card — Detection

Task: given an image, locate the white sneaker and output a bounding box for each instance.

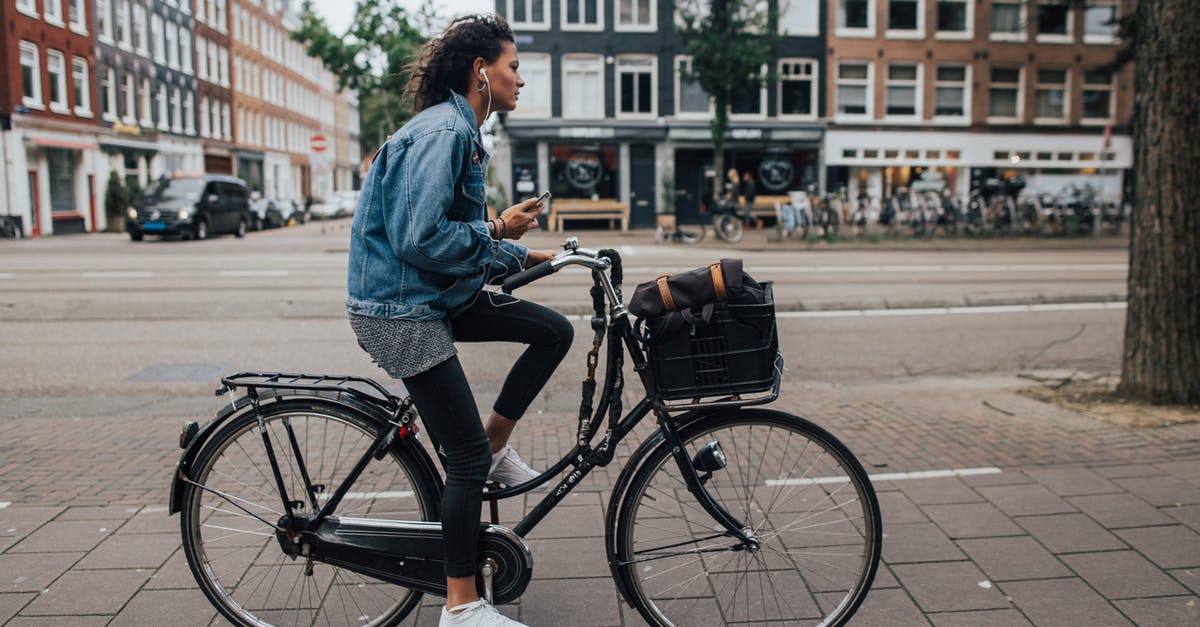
[488,445,544,489]
[438,598,527,627]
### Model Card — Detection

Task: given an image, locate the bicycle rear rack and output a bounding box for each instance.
[217,371,402,411]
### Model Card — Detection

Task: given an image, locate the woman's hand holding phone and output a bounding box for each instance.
[498,197,542,240]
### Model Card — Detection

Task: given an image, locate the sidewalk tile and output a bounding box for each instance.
[1154,460,1200,486]
[113,505,177,535]
[896,478,982,506]
[823,587,930,627]
[976,484,1075,517]
[1113,476,1200,507]
[6,616,111,626]
[0,592,35,624]
[957,536,1072,581]
[7,520,120,553]
[524,504,605,540]
[930,609,1033,627]
[142,547,197,590]
[1024,466,1119,497]
[1114,525,1200,569]
[1000,578,1132,627]
[882,522,966,564]
[1067,493,1175,528]
[19,569,149,616]
[1165,504,1200,532]
[520,578,621,626]
[0,507,64,538]
[110,588,216,627]
[1016,514,1126,553]
[923,503,1024,539]
[870,563,900,588]
[961,470,1034,489]
[1062,550,1188,599]
[0,553,82,593]
[1112,596,1200,627]
[1170,568,1200,595]
[526,537,611,579]
[877,491,929,525]
[75,532,179,570]
[56,506,138,522]
[892,561,1010,612]
[1093,464,1164,479]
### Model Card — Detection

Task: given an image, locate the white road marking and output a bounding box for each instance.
[219,270,289,278]
[765,466,1002,487]
[82,271,153,279]
[0,502,10,509]
[317,491,415,500]
[781,302,1126,319]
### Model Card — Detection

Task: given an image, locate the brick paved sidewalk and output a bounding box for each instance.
[2,374,1198,625]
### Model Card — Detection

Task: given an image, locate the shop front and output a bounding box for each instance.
[25,133,104,235]
[204,144,234,175]
[237,150,265,196]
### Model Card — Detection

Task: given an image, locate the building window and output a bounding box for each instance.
[1084,2,1118,43]
[616,0,654,30]
[140,76,153,126]
[617,56,656,117]
[933,64,968,118]
[836,61,872,117]
[507,0,548,29]
[511,53,550,118]
[1081,68,1114,121]
[199,97,210,137]
[990,1,1024,40]
[730,65,766,117]
[1034,68,1068,121]
[885,63,920,117]
[887,0,922,35]
[115,0,130,48]
[132,3,147,53]
[219,48,230,87]
[20,42,43,109]
[166,23,180,69]
[216,0,226,32]
[838,0,874,33]
[561,55,604,119]
[152,14,165,62]
[779,0,819,36]
[181,32,193,74]
[101,67,116,120]
[17,0,37,18]
[172,87,182,133]
[72,57,91,115]
[97,0,112,41]
[44,0,64,25]
[69,0,87,33]
[47,50,68,113]
[935,0,970,37]
[675,56,710,116]
[184,92,195,134]
[1037,1,1071,41]
[778,59,817,118]
[196,38,208,80]
[562,0,601,30]
[988,66,1022,120]
[122,72,136,123]
[157,82,169,130]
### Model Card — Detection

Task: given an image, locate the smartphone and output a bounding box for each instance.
[533,190,552,214]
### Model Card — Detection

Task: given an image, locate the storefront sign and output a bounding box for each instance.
[558,127,614,139]
[758,156,795,192]
[565,152,603,191]
[729,128,763,140]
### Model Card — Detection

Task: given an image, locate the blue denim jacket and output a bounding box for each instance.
[346,91,528,320]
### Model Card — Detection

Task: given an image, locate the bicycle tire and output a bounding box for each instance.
[179,398,440,627]
[713,214,744,244]
[0,218,18,239]
[612,409,881,626]
[678,225,706,244]
[821,209,841,239]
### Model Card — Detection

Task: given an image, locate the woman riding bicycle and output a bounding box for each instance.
[346,14,570,627]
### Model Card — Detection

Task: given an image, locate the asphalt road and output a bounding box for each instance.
[0,221,1128,416]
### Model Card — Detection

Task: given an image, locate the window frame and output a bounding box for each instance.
[883,62,922,120]
[615,54,658,119]
[674,55,713,119]
[101,67,117,120]
[133,2,148,55]
[509,52,552,119]
[837,0,876,38]
[184,92,195,135]
[166,22,180,69]
[989,0,1026,42]
[157,82,169,130]
[615,0,656,33]
[140,76,153,126]
[71,56,91,116]
[20,41,44,110]
[561,0,603,32]
[779,0,819,36]
[1033,67,1069,124]
[46,49,69,113]
[181,32,193,74]
[776,58,819,120]
[69,0,88,34]
[728,63,768,121]
[934,0,972,40]
[44,0,64,26]
[885,0,924,40]
[115,0,131,50]
[17,0,38,19]
[171,86,183,133]
[122,71,136,124]
[97,0,112,42]
[834,60,874,122]
[152,14,165,63]
[1035,0,1073,44]
[560,54,606,120]
[987,65,1024,123]
[932,63,970,123]
[507,0,551,31]
[1083,1,1119,45]
[1080,67,1115,124]
[196,37,209,81]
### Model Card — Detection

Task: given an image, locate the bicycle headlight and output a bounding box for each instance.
[692,441,727,473]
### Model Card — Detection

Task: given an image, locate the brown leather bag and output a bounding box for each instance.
[628,258,762,319]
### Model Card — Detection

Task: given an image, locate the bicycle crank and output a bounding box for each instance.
[276,516,534,604]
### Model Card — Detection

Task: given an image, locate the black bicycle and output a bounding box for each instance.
[168,237,882,626]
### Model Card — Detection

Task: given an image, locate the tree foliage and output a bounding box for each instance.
[676,0,777,199]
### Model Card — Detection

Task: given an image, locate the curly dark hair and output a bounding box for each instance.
[403,14,515,113]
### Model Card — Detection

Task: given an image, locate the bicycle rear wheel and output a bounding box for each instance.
[179,399,439,626]
[613,409,881,626]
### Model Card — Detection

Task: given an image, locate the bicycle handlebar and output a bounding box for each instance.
[501,259,555,293]
[501,239,613,294]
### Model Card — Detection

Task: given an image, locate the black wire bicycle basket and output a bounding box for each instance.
[643,282,779,400]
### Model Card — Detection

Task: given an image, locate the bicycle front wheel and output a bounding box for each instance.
[179,398,440,627]
[613,409,881,626]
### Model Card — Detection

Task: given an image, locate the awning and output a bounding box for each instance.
[99,136,160,152]
[27,136,98,151]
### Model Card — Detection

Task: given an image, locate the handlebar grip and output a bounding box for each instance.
[501,260,555,294]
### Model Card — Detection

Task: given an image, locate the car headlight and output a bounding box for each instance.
[177,209,190,221]
[127,208,137,219]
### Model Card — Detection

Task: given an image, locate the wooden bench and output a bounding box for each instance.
[747,195,791,222]
[549,198,630,232]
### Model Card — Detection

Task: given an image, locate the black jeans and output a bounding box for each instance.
[401,292,573,577]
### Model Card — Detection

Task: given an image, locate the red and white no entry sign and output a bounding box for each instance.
[310,134,328,153]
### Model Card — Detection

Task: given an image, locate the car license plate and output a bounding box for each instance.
[143,222,166,231]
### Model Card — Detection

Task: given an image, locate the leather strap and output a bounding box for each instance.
[709,262,728,301]
[655,274,676,311]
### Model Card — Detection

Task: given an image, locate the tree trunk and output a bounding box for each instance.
[1119,0,1200,404]
[711,93,728,203]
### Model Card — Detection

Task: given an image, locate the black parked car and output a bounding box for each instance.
[126,174,250,241]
